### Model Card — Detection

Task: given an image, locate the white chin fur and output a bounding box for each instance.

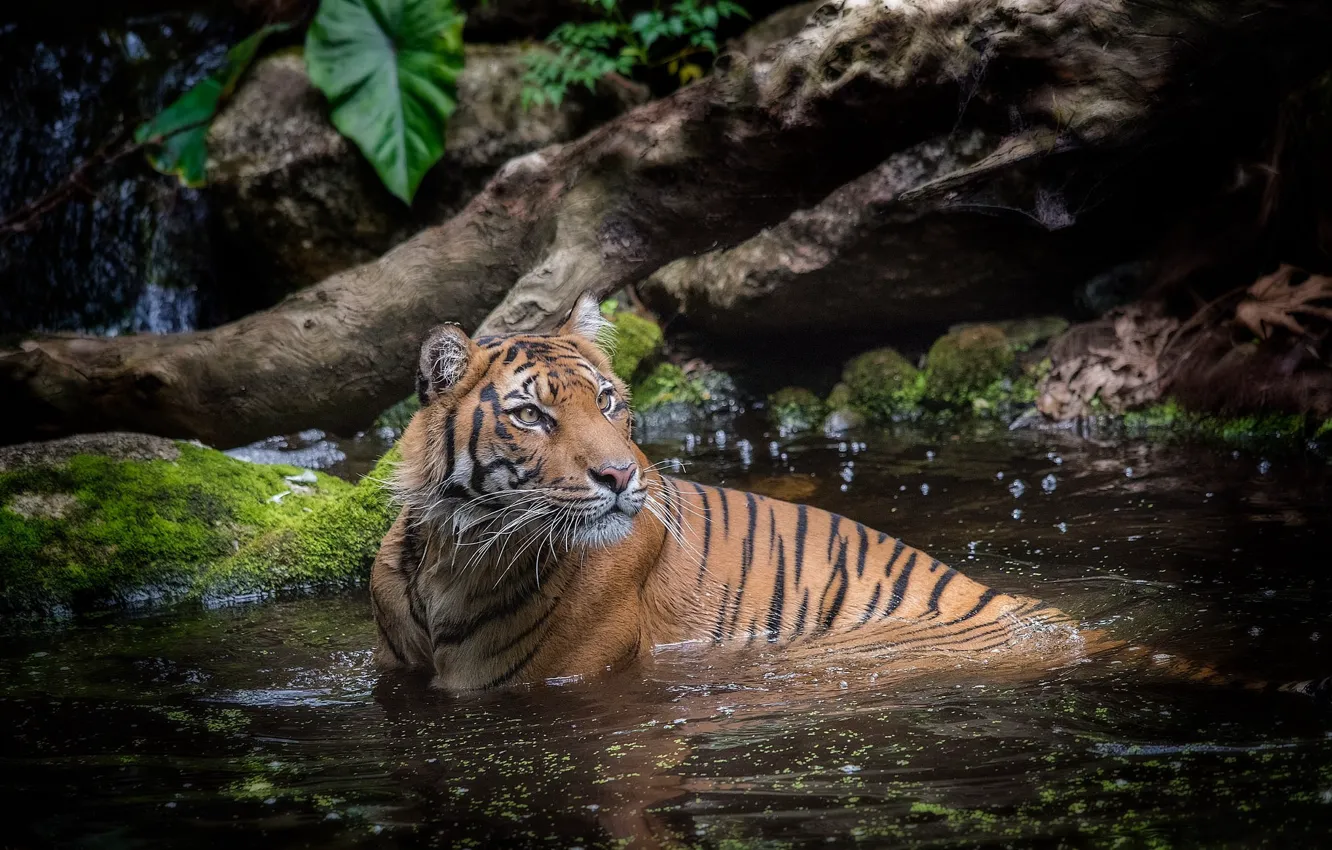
[570,511,635,548]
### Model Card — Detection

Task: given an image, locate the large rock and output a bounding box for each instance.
[0,433,396,616]
[206,46,646,295]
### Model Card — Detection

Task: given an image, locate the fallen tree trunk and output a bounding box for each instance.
[5,0,1332,447]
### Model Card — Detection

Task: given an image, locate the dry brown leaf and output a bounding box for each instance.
[1036,305,1179,420]
[1234,264,1332,339]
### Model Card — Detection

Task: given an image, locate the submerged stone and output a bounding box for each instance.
[0,434,397,616]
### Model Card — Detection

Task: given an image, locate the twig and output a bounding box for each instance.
[0,135,144,241]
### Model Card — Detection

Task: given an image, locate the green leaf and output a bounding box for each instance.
[136,23,289,187]
[305,0,466,204]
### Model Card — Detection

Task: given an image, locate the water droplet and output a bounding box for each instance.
[1056,522,1068,533]
[1124,467,1134,478]
[715,429,727,448]
[1012,509,1023,520]
[1041,474,1057,493]
[1248,626,1263,637]
[996,471,1005,480]
[840,764,862,773]
[1257,459,1271,475]
[926,450,936,461]
[919,483,930,495]
[1008,479,1026,498]
[839,681,849,689]
[737,439,753,467]
[768,441,780,458]
[838,441,849,453]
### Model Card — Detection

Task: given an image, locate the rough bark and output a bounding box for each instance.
[4,0,1332,447]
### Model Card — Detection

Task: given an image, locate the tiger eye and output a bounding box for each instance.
[598,389,614,412]
[514,406,541,425]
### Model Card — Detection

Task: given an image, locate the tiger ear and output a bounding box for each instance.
[558,291,614,353]
[417,323,477,406]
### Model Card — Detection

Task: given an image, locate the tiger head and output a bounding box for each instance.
[394,294,653,550]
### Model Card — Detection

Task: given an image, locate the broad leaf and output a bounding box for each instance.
[305,0,466,204]
[136,23,290,187]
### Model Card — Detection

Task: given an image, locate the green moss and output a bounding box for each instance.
[1123,400,1325,453]
[202,446,398,603]
[768,387,826,433]
[923,325,1016,406]
[632,362,709,410]
[840,348,925,423]
[826,382,852,410]
[0,443,397,615]
[602,304,664,383]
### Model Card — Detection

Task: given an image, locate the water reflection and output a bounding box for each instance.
[3,423,1332,847]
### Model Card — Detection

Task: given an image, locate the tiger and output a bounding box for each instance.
[371,294,1332,700]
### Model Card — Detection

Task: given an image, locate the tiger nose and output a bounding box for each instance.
[590,462,637,494]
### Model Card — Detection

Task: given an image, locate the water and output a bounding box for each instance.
[5,422,1332,847]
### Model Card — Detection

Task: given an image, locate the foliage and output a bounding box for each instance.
[840,348,925,424]
[632,362,710,409]
[768,387,826,433]
[923,325,1016,406]
[306,0,467,204]
[1234,264,1332,339]
[136,23,291,187]
[522,0,748,108]
[600,300,664,382]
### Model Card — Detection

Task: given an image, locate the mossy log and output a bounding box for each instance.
[5,0,1332,446]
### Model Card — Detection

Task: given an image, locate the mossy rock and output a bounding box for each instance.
[840,348,925,423]
[603,305,664,383]
[923,324,1016,406]
[632,362,708,410]
[0,434,398,616]
[768,387,826,433]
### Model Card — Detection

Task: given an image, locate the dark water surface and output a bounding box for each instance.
[5,423,1332,848]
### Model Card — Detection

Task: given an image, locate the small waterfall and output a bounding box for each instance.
[0,11,240,335]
